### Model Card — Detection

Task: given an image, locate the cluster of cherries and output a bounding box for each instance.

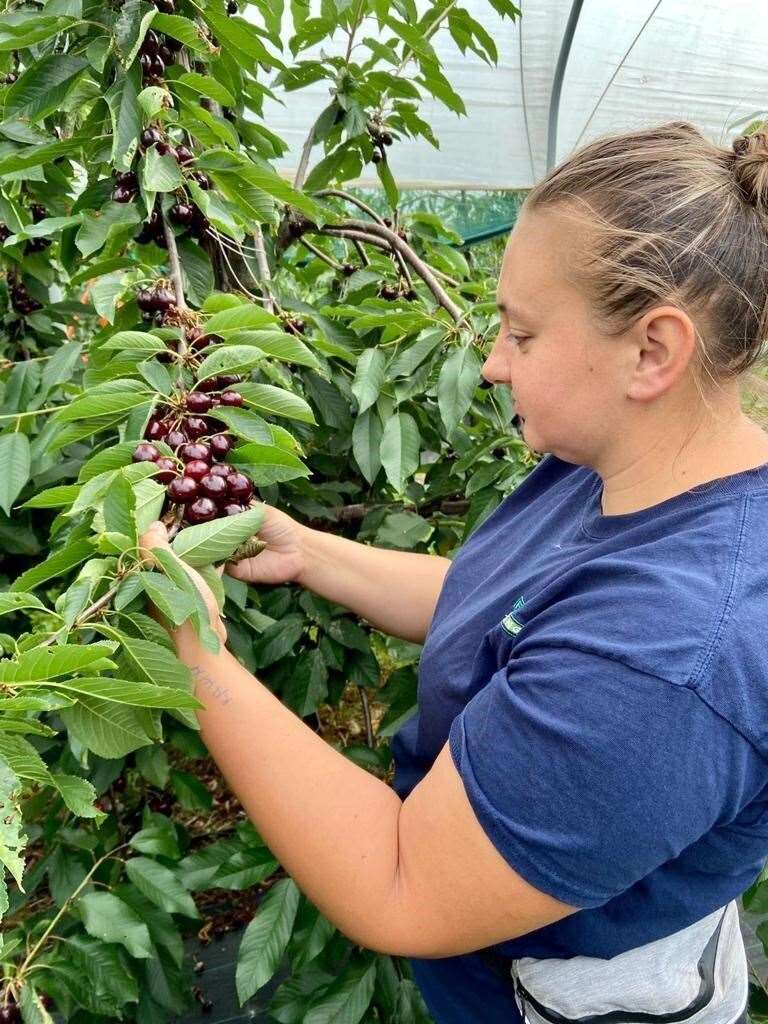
[379,280,417,301]
[2,72,17,85]
[368,118,394,164]
[136,281,177,324]
[132,378,257,524]
[138,26,181,86]
[7,273,42,316]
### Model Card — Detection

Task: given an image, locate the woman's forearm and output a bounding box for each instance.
[176,629,402,951]
[296,526,451,644]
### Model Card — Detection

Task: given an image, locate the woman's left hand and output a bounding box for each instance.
[139,521,228,645]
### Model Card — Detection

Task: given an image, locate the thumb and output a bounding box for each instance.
[139,521,171,565]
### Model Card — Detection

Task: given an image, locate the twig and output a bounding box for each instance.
[163,217,189,358]
[358,685,374,748]
[300,238,344,271]
[313,188,387,225]
[318,222,463,320]
[352,239,370,267]
[294,104,331,192]
[251,224,276,314]
[205,228,261,302]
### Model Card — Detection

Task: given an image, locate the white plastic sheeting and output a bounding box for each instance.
[257,0,768,190]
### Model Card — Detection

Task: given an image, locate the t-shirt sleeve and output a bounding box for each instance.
[447,644,751,909]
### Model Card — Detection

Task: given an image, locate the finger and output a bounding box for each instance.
[138,521,170,563]
[223,559,249,579]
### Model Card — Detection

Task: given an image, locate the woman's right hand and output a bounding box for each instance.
[225,504,308,585]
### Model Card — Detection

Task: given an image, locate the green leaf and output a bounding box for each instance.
[137,85,166,120]
[103,473,137,544]
[0,592,45,615]
[283,649,328,717]
[229,329,321,369]
[175,71,235,107]
[0,433,30,514]
[60,699,157,758]
[77,891,154,958]
[177,234,214,307]
[114,0,157,67]
[437,344,482,435]
[0,642,117,683]
[203,302,279,334]
[129,816,180,859]
[196,344,265,381]
[35,675,202,709]
[39,341,84,399]
[229,443,310,485]
[57,390,151,422]
[375,156,399,210]
[3,54,89,122]
[171,505,266,567]
[75,202,142,257]
[10,538,94,592]
[236,878,300,1002]
[125,857,199,918]
[210,406,272,443]
[140,573,196,626]
[101,331,167,353]
[237,382,316,423]
[0,137,83,176]
[352,408,382,485]
[387,328,445,377]
[141,145,184,192]
[351,348,386,415]
[380,413,420,494]
[303,959,377,1024]
[105,62,142,169]
[151,12,209,53]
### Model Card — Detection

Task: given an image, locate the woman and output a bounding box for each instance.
[140,121,768,1022]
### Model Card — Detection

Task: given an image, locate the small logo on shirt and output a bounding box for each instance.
[500,595,526,636]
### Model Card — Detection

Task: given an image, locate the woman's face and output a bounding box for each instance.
[482,205,632,469]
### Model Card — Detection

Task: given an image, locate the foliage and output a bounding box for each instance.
[0,0,541,1018]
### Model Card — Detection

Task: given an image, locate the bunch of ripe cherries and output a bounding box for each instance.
[132,374,257,525]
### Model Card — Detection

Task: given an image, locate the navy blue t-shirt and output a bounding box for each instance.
[390,453,768,1023]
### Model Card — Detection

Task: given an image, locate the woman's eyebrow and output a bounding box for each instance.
[495,299,535,322]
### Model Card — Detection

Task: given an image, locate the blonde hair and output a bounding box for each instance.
[524,120,768,427]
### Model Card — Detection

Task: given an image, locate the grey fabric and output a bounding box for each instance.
[509,901,747,1023]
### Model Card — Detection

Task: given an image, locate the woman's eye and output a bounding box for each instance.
[507,332,530,345]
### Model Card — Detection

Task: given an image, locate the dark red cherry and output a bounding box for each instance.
[185,416,210,439]
[132,442,160,463]
[226,473,253,503]
[207,463,232,479]
[165,429,188,450]
[219,391,242,407]
[209,433,232,460]
[169,202,194,225]
[146,418,168,441]
[140,127,163,148]
[217,374,242,388]
[149,55,164,76]
[187,391,213,413]
[186,497,218,523]
[156,140,177,159]
[158,43,173,64]
[179,442,211,463]
[139,51,153,74]
[143,29,160,53]
[0,1003,21,1022]
[175,144,194,164]
[153,457,177,484]
[153,286,176,310]
[199,474,228,501]
[168,476,199,503]
[116,170,138,188]
[183,459,210,481]
[136,288,158,312]
[226,0,238,12]
[191,171,211,190]
[223,503,246,515]
[156,0,175,13]
[112,185,135,203]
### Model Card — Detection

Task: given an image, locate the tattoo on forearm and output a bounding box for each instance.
[191,665,233,706]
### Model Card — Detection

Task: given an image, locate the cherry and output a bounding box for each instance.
[30,203,47,223]
[153,456,177,484]
[132,442,160,463]
[115,170,138,187]
[183,459,210,481]
[179,442,211,463]
[156,0,175,12]
[186,497,217,523]
[140,127,163,148]
[164,33,182,51]
[208,463,232,479]
[146,418,168,441]
[226,473,253,503]
[184,416,208,439]
[112,184,135,203]
[168,476,199,504]
[227,0,238,11]
[341,263,357,276]
[137,288,158,312]
[187,391,213,413]
[139,51,153,74]
[4,72,18,85]
[165,429,188,450]
[153,286,176,310]
[169,202,194,225]
[371,150,382,164]
[217,374,242,388]
[382,131,393,146]
[0,1003,21,1022]
[198,473,227,502]
[209,433,232,460]
[191,171,211,190]
[143,29,160,53]
[40,995,54,1010]
[223,503,246,515]
[175,144,194,164]
[219,391,243,407]
[158,43,173,64]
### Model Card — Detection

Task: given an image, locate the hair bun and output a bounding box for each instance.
[731,130,768,210]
